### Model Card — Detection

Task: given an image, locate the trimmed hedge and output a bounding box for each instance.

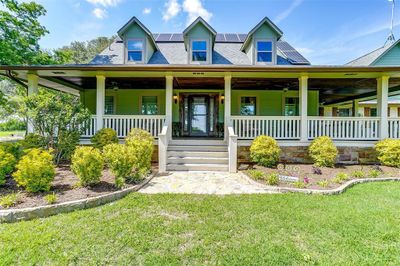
[308,136,338,167]
[375,139,400,168]
[250,136,281,167]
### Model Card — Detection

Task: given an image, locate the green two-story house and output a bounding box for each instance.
[2,16,400,173]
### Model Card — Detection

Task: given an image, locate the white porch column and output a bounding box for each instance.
[27,74,39,133]
[377,76,389,139]
[224,74,232,141]
[352,100,360,117]
[299,75,308,142]
[165,75,173,139]
[96,75,105,131]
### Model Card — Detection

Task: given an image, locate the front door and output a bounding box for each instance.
[190,96,209,136]
[179,94,219,137]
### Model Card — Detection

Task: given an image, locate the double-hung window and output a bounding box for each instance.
[256,40,273,63]
[141,96,158,115]
[127,39,144,62]
[240,97,256,116]
[104,96,115,115]
[191,40,207,62]
[284,97,299,116]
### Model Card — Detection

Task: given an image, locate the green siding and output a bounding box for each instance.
[120,24,155,63]
[373,43,400,66]
[186,23,212,39]
[252,24,279,40]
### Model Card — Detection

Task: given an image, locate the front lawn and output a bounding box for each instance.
[1,182,400,264]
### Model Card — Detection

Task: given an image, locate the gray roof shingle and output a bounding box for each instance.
[90,34,310,65]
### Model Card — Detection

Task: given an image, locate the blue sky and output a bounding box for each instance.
[25,0,400,65]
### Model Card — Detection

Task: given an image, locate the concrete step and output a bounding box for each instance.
[167,151,228,158]
[168,145,228,152]
[166,163,229,171]
[169,139,226,146]
[167,156,228,164]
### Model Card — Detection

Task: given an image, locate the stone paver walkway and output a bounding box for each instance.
[139,171,276,194]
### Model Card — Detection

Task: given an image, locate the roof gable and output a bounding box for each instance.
[346,39,400,66]
[241,17,283,51]
[117,16,158,50]
[183,17,217,37]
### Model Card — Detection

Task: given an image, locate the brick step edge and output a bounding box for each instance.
[0,173,156,224]
[238,173,400,195]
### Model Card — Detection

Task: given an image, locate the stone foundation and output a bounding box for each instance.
[238,146,378,164]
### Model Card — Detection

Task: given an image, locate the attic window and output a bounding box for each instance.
[127,39,144,62]
[256,40,273,63]
[191,40,207,62]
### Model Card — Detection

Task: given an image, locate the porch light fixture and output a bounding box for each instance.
[173,94,178,104]
[220,94,225,104]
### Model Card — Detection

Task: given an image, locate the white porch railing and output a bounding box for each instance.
[231,116,301,140]
[82,115,166,138]
[308,117,380,140]
[389,118,400,139]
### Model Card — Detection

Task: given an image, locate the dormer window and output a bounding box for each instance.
[127,39,144,62]
[256,40,273,63]
[191,40,208,63]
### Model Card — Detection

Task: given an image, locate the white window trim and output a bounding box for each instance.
[125,38,145,64]
[140,95,159,115]
[254,38,276,65]
[189,39,210,64]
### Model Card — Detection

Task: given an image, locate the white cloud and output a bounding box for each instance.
[163,0,181,21]
[92,7,107,19]
[275,0,303,24]
[183,0,212,25]
[86,0,121,7]
[143,7,151,15]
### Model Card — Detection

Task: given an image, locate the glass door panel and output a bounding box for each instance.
[190,96,208,136]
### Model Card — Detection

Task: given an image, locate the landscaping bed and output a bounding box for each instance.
[244,163,400,190]
[0,165,156,210]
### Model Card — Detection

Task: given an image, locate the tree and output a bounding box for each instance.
[21,90,91,164]
[55,37,115,64]
[0,0,49,65]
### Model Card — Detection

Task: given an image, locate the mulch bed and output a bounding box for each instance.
[243,164,400,190]
[0,165,156,210]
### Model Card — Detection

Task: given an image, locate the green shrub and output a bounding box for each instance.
[308,136,338,167]
[44,193,58,205]
[125,129,154,179]
[13,149,55,192]
[20,133,47,149]
[90,128,118,150]
[351,170,365,178]
[0,118,26,131]
[247,170,265,180]
[265,173,280,186]
[0,141,23,160]
[0,193,21,208]
[369,169,381,178]
[103,144,136,188]
[250,136,281,167]
[71,146,104,186]
[0,149,16,185]
[294,181,307,189]
[333,172,349,184]
[317,180,329,188]
[375,139,400,168]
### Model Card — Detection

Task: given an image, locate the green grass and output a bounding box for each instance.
[1,182,400,265]
[0,131,25,137]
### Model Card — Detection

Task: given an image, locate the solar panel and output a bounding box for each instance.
[170,33,183,41]
[215,33,225,42]
[238,34,247,42]
[224,33,240,42]
[156,33,172,42]
[152,33,160,40]
[277,41,294,51]
[282,51,309,63]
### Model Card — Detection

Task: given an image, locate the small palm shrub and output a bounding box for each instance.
[375,139,400,168]
[369,169,381,178]
[333,172,349,184]
[44,193,58,205]
[308,136,338,167]
[13,149,55,193]
[125,129,154,179]
[317,180,329,188]
[265,173,280,186]
[71,146,104,186]
[103,144,136,188]
[0,193,21,208]
[294,181,307,189]
[351,170,365,178]
[90,128,119,150]
[0,149,16,186]
[250,136,281,167]
[247,169,265,180]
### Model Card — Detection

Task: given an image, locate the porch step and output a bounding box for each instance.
[168,145,228,152]
[169,140,226,146]
[166,163,229,172]
[168,156,229,164]
[168,151,228,158]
